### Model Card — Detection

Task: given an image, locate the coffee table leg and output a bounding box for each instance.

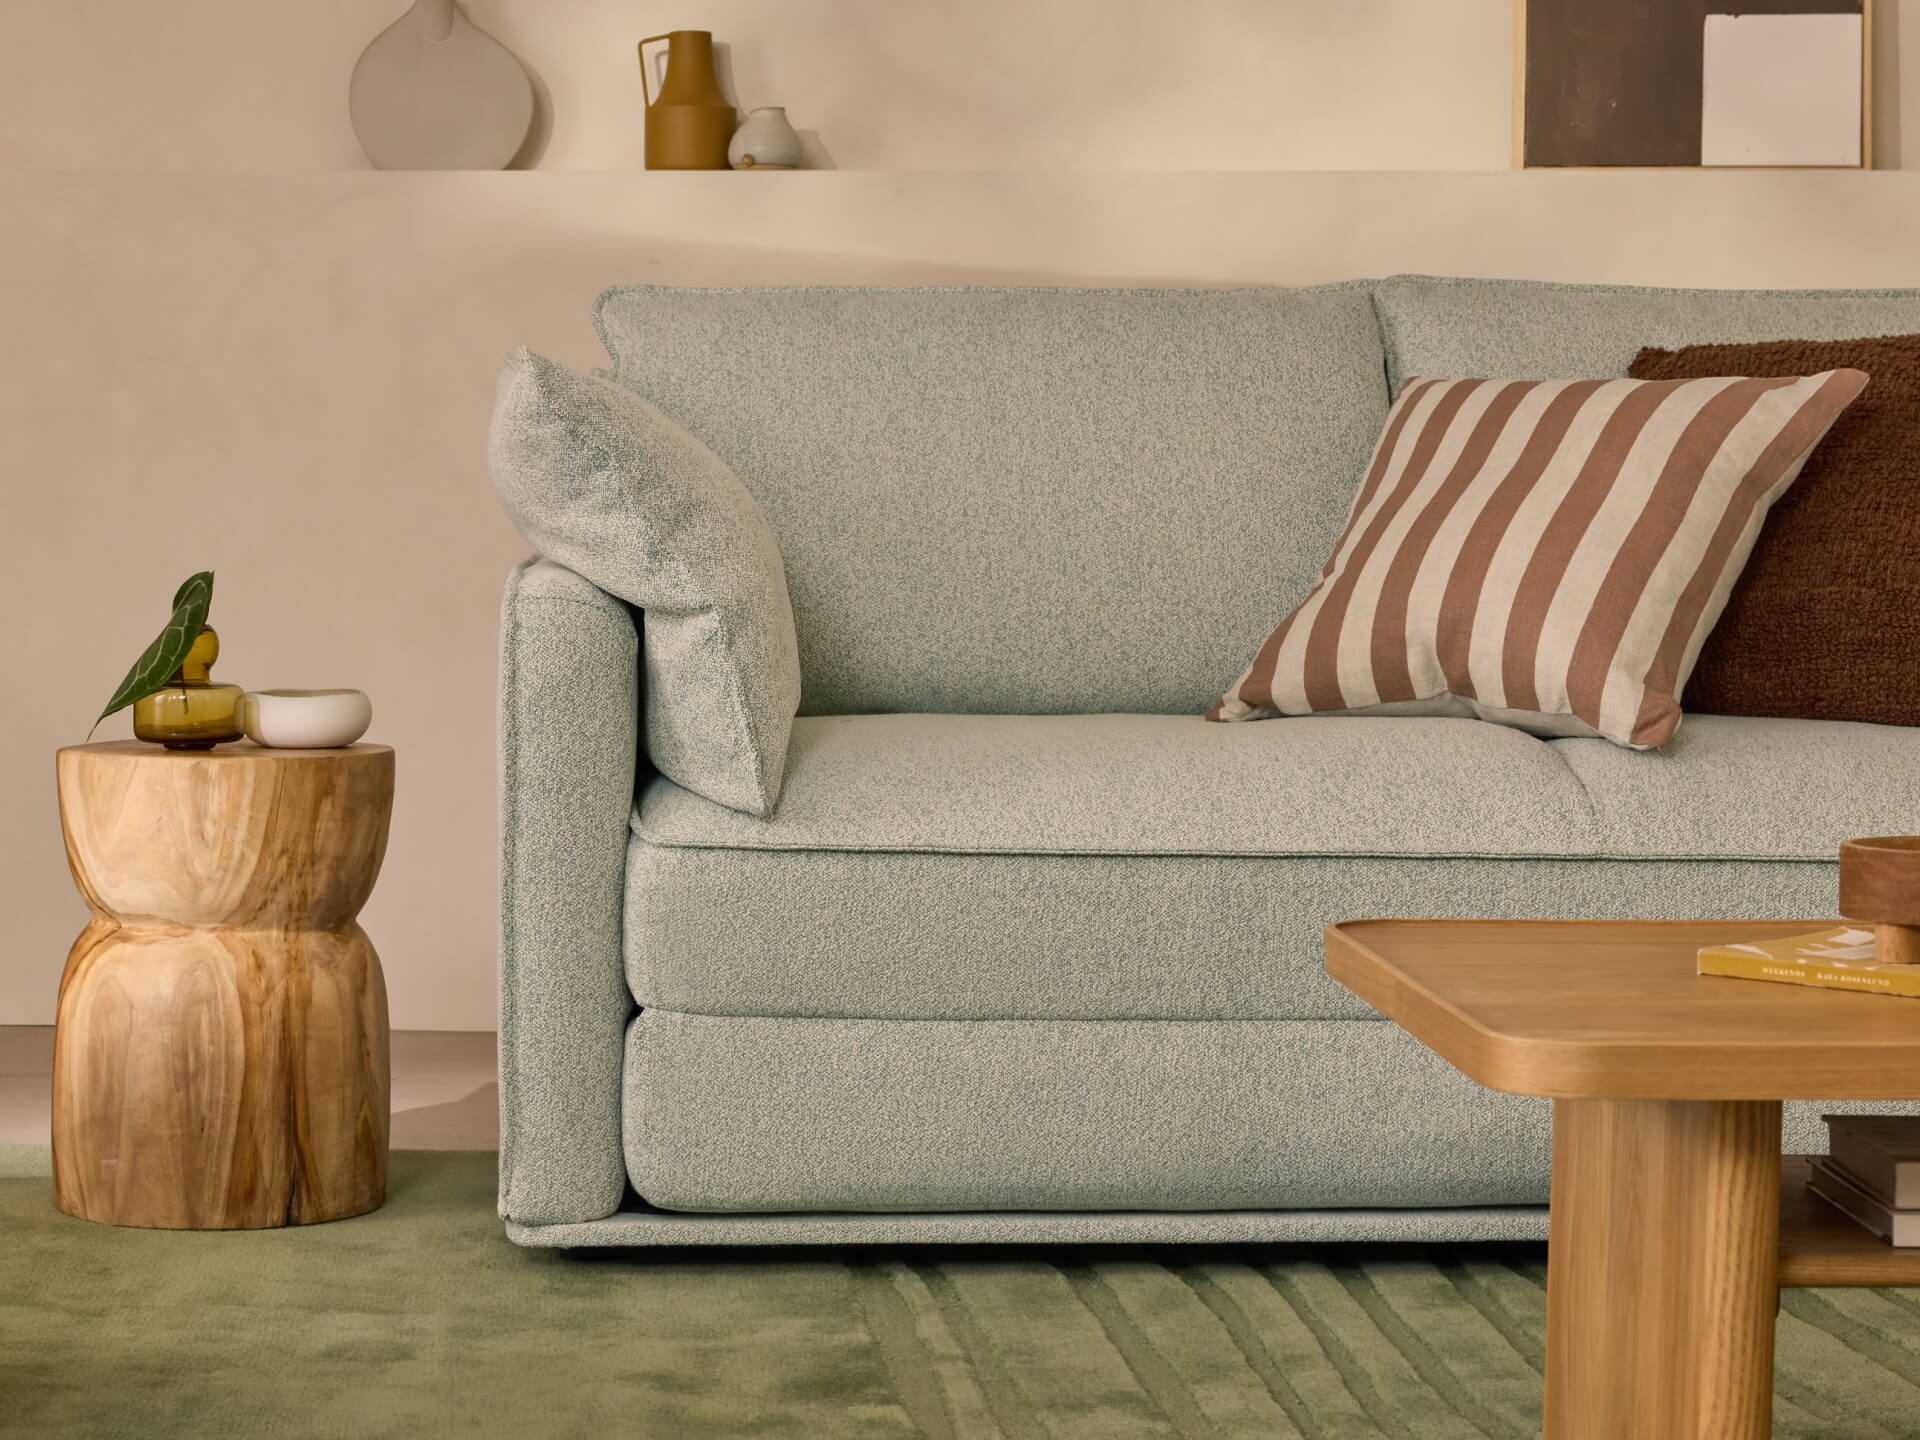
[1544,1098,1782,1440]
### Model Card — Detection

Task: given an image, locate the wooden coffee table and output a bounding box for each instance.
[1326,918,1920,1440]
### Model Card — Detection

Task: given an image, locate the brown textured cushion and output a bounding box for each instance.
[1630,335,1920,728]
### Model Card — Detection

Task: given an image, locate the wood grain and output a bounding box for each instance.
[52,742,393,1229]
[1863,0,1877,169]
[1840,836,1920,964]
[1545,1098,1781,1440]
[1324,918,1920,1439]
[1779,1154,1920,1286]
[1325,919,1920,1099]
[1877,924,1920,967]
[1510,0,1527,171]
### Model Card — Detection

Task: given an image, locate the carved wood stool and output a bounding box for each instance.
[53,741,393,1228]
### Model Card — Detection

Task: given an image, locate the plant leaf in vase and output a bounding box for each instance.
[171,573,208,610]
[87,571,215,741]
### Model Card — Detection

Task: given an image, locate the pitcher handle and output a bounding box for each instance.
[637,34,671,108]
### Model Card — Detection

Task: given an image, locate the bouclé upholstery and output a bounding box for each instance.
[498,279,1920,1246]
[489,350,799,815]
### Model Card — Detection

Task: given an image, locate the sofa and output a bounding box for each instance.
[496,274,1920,1248]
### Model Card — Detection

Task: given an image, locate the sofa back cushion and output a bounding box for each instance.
[1376,275,1920,393]
[594,284,1389,716]
[1627,334,1920,729]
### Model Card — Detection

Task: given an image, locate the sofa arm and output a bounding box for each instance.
[498,558,640,1225]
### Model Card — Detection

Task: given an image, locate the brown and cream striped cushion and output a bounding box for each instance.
[1208,369,1868,748]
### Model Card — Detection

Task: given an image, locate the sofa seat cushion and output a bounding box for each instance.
[1555,713,1920,859]
[622,1013,1904,1215]
[626,713,1920,1021]
[626,1014,1550,1213]
[640,712,1599,858]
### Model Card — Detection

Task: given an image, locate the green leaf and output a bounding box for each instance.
[87,571,215,739]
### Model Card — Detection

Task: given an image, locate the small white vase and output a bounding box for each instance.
[728,107,801,170]
[242,689,373,749]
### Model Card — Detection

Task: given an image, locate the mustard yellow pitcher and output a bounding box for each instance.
[639,31,735,169]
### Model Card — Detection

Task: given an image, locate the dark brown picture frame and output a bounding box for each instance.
[1514,0,1874,169]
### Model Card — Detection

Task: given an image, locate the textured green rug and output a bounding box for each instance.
[5,1146,1919,1438]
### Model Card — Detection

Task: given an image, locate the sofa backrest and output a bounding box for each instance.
[592,277,1920,718]
[594,284,1389,717]
[1376,275,1920,392]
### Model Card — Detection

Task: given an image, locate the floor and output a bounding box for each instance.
[0,1026,498,1149]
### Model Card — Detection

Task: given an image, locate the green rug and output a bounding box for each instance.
[5,1147,1919,1438]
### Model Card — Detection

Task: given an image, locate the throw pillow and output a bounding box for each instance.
[1629,334,1920,727]
[489,348,801,816]
[1208,369,1867,748]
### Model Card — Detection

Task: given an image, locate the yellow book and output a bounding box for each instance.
[1698,926,1920,998]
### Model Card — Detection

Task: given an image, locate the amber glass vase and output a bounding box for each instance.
[132,626,243,749]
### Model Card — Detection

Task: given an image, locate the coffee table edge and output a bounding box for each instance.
[1324,918,1920,1100]
[1323,920,1551,1095]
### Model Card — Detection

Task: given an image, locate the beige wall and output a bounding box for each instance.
[3,1,1913,171]
[7,5,1920,1029]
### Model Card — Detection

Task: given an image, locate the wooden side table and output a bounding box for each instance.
[1326,918,1920,1440]
[53,741,394,1229]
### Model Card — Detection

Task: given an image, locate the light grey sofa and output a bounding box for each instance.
[498,275,1920,1248]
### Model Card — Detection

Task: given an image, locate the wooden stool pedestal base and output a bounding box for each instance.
[53,742,393,1229]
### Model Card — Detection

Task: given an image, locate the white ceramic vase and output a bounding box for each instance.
[348,0,534,170]
[728,107,801,169]
[242,689,374,749]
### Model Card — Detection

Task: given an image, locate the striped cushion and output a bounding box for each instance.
[1209,370,1868,748]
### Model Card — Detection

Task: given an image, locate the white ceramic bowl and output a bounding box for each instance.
[242,689,373,749]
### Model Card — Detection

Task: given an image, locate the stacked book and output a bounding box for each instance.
[1810,1116,1920,1247]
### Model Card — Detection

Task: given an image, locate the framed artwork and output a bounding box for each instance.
[1515,0,1873,168]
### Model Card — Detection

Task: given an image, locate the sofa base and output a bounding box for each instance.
[505,1204,1551,1249]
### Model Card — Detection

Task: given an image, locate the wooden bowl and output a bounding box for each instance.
[1839,836,1920,965]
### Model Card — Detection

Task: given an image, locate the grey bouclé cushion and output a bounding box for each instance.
[1375,274,1920,393]
[488,349,800,816]
[592,284,1391,716]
